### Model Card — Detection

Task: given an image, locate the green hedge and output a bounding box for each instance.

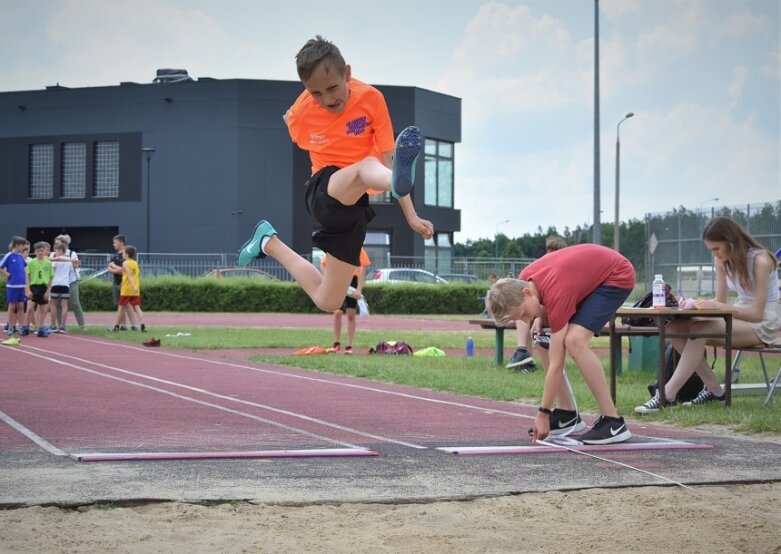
[0,278,487,315]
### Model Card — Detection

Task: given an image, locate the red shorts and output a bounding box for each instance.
[119,295,141,306]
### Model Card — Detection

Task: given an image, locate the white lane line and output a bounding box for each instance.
[67,336,536,421]
[0,408,68,457]
[22,344,427,450]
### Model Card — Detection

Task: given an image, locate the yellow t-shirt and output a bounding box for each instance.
[120,259,141,297]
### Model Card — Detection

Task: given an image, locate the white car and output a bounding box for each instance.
[367,268,447,284]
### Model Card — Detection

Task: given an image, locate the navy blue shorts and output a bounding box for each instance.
[304,165,375,266]
[570,285,632,336]
[6,287,26,304]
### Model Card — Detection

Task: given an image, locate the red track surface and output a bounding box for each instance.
[0,314,699,459]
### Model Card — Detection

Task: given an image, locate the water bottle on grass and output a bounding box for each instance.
[466,337,474,357]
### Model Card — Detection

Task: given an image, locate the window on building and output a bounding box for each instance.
[424,232,453,275]
[94,141,119,197]
[424,139,454,208]
[364,231,390,270]
[61,142,86,198]
[29,144,54,199]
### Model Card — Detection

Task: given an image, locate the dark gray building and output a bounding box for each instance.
[0,72,461,268]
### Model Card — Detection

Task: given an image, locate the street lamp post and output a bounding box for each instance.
[142,148,156,254]
[613,112,634,252]
[699,197,719,295]
[495,219,510,259]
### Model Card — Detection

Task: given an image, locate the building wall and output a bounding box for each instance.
[0,78,461,257]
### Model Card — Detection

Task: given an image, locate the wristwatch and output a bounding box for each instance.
[538,406,552,415]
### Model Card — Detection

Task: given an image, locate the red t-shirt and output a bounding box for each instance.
[286,78,395,177]
[519,244,635,332]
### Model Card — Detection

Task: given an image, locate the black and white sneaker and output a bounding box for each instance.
[532,328,551,350]
[634,391,677,414]
[549,409,587,435]
[506,346,536,371]
[683,387,725,406]
[579,415,631,445]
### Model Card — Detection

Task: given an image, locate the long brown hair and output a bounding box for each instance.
[702,216,778,292]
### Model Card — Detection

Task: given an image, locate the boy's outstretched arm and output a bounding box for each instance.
[397,195,434,239]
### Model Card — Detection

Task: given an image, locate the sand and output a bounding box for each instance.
[1,482,779,553]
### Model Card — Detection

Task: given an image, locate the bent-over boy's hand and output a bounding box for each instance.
[532,411,550,442]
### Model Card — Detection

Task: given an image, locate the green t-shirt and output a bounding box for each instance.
[26,258,54,286]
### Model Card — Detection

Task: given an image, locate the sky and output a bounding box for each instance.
[1,0,779,243]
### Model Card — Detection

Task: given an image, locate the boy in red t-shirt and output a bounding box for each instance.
[487,244,635,445]
[237,35,433,313]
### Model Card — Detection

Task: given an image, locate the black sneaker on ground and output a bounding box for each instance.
[579,415,632,444]
[506,346,536,371]
[683,387,726,406]
[549,409,587,435]
[532,328,551,350]
[634,391,677,414]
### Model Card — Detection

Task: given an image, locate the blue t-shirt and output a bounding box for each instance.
[0,252,26,288]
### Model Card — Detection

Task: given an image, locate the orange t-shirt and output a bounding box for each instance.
[286,78,395,178]
[320,248,372,277]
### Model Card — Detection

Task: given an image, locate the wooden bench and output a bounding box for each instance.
[467,318,658,368]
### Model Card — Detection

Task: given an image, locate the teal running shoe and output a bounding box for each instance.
[391,126,422,199]
[238,220,277,266]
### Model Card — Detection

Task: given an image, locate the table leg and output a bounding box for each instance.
[609,319,618,403]
[495,328,504,366]
[658,317,668,404]
[724,315,732,406]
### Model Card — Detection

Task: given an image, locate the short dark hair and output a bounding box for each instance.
[113,234,126,244]
[33,241,50,251]
[295,35,346,81]
[124,245,137,259]
[10,236,27,247]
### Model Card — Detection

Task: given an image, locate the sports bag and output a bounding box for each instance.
[621,284,678,326]
[368,340,413,355]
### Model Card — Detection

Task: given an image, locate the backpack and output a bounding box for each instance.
[647,340,704,403]
[369,340,413,355]
[621,284,678,326]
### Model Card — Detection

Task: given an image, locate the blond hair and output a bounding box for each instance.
[486,278,529,326]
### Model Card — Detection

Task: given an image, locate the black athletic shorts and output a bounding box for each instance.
[29,284,49,305]
[304,165,375,266]
[339,276,360,312]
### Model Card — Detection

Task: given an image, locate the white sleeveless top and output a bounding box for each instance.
[725,248,779,303]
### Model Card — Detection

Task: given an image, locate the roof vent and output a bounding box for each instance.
[153,69,193,84]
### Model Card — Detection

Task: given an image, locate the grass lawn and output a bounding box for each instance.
[84,324,781,435]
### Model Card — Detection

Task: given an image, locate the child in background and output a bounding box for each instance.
[109,245,147,333]
[50,242,73,333]
[1,236,29,345]
[24,241,54,337]
[321,247,371,354]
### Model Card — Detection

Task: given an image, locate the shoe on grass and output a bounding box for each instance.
[634,391,677,414]
[344,346,353,355]
[327,341,341,353]
[532,328,551,350]
[238,220,277,266]
[506,346,536,371]
[683,387,725,406]
[391,126,422,199]
[578,415,631,445]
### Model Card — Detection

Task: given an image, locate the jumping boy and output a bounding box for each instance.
[25,241,54,337]
[237,35,433,313]
[1,236,28,345]
[487,243,635,445]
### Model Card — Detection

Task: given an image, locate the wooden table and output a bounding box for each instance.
[609,308,734,405]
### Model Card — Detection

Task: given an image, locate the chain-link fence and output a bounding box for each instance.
[645,201,781,296]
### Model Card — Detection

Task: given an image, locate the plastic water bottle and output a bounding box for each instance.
[652,274,666,310]
[466,336,475,357]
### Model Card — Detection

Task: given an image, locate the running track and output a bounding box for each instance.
[1,314,780,505]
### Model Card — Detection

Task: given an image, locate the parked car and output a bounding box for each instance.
[203,267,278,281]
[367,268,447,284]
[438,273,480,283]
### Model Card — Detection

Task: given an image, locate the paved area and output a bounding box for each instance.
[1,313,779,508]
